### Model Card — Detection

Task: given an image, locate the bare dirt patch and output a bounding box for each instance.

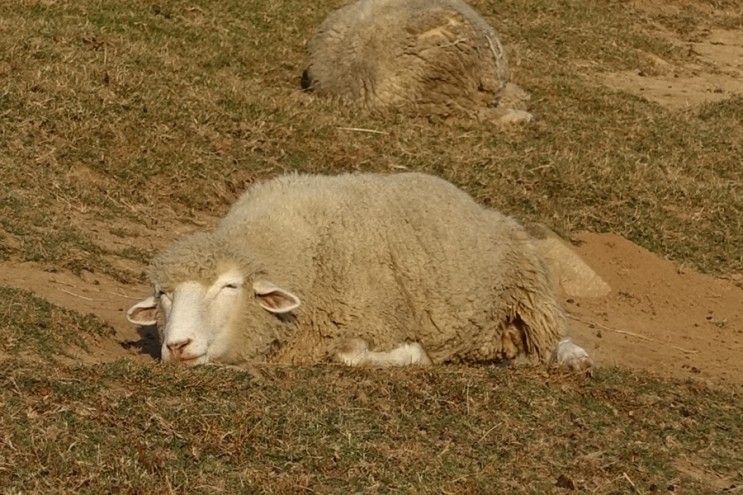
[673,457,741,492]
[567,233,743,388]
[2,232,741,387]
[0,261,152,363]
[600,27,743,109]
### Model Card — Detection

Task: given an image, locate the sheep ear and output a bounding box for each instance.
[253,280,301,314]
[126,296,158,326]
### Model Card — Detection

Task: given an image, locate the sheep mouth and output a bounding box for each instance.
[175,354,206,365]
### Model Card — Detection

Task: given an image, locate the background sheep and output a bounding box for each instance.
[126,173,590,371]
[301,0,532,122]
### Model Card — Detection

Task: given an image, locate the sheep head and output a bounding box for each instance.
[126,233,300,365]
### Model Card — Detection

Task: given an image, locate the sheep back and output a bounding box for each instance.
[215,173,566,364]
[302,0,516,118]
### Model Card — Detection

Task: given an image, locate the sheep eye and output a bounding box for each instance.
[223,283,241,290]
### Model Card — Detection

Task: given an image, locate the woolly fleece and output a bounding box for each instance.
[148,173,566,365]
[302,0,529,119]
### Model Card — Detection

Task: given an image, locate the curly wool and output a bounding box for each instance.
[148,233,262,292]
[302,0,526,118]
[147,172,566,364]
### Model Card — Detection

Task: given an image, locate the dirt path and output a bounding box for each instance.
[1,233,741,386]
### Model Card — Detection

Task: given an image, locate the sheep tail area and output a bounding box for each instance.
[499,255,567,363]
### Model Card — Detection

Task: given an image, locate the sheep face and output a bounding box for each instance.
[126,268,301,365]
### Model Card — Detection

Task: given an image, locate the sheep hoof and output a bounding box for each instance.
[400,342,433,366]
[497,109,533,125]
[499,324,527,361]
[335,339,433,367]
[553,338,593,375]
[335,338,369,366]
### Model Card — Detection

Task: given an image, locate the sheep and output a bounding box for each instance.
[126,172,591,372]
[301,0,532,123]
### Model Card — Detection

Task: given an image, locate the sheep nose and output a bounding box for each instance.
[166,338,192,355]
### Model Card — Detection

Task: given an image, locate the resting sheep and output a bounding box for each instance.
[301,0,532,123]
[127,172,590,372]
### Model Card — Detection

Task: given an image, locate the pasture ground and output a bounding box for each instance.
[0,0,741,492]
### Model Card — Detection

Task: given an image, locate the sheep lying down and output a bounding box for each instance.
[302,0,532,122]
[127,172,591,372]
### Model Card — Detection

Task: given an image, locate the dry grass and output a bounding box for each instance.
[0,0,742,492]
[0,0,740,276]
[0,359,740,494]
[0,286,114,359]
[0,261,740,494]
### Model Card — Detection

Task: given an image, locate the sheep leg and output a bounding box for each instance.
[550,337,593,374]
[499,320,593,374]
[498,322,527,361]
[495,108,533,125]
[335,338,432,367]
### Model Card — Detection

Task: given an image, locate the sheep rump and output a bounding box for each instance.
[301,0,530,120]
[147,173,567,366]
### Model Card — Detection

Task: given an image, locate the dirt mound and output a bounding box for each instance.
[1,233,740,386]
[566,233,743,388]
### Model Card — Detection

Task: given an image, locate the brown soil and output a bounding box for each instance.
[600,26,743,109]
[1,232,741,387]
[566,233,742,388]
[0,261,153,363]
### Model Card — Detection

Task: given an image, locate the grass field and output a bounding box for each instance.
[1,0,741,277]
[0,0,741,492]
[2,358,741,493]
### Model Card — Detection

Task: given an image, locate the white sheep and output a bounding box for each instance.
[301,0,532,123]
[126,172,590,372]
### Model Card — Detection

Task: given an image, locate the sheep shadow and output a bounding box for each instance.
[120,324,161,360]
